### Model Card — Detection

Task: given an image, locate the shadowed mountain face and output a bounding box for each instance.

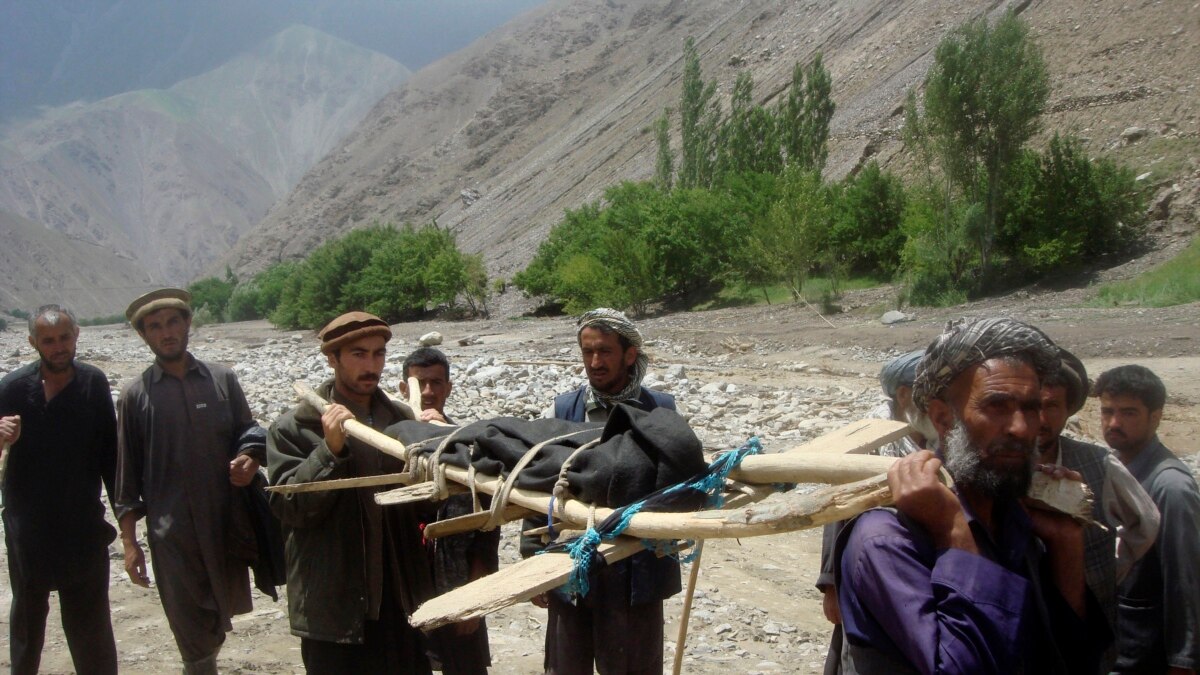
[0,25,409,315]
[222,0,1197,283]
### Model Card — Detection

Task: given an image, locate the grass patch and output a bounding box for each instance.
[694,276,886,311]
[1091,238,1200,307]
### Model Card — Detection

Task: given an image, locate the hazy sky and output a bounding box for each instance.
[0,0,547,119]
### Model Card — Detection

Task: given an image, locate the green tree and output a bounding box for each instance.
[718,71,782,177]
[654,110,674,191]
[678,36,721,188]
[917,11,1049,281]
[779,53,834,172]
[830,161,908,277]
[187,275,235,321]
[752,168,834,300]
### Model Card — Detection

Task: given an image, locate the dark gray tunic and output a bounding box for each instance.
[115,355,263,659]
[1116,437,1200,672]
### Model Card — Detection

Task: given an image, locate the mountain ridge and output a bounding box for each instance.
[0,24,410,316]
[222,0,1198,285]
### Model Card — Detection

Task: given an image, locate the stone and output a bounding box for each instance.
[1121,126,1148,143]
[880,310,910,325]
[418,331,443,346]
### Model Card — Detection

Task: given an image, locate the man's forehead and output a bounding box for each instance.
[1100,392,1149,411]
[341,335,388,352]
[408,363,448,380]
[951,357,1039,398]
[33,315,77,336]
[142,307,186,324]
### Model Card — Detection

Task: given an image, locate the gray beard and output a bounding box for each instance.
[903,404,939,442]
[942,418,1034,502]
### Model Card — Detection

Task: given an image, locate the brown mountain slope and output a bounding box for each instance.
[0,209,157,319]
[223,0,1198,281]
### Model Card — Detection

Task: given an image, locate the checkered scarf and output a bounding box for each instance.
[912,317,1060,412]
[577,308,649,406]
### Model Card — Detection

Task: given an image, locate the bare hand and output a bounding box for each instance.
[531,592,549,609]
[229,454,260,487]
[822,585,841,625]
[0,415,20,446]
[124,542,150,587]
[321,404,355,456]
[418,408,448,424]
[888,451,976,553]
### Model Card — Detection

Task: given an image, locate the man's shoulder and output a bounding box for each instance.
[640,386,676,409]
[0,361,38,389]
[118,366,155,399]
[849,508,912,538]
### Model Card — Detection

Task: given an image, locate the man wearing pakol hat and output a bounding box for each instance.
[523,307,679,674]
[115,288,267,674]
[816,349,930,667]
[1036,348,1158,674]
[835,317,1110,674]
[267,312,435,673]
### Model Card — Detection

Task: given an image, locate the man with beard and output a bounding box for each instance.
[0,305,118,674]
[268,312,434,674]
[523,307,679,674]
[399,346,501,675]
[835,317,1108,674]
[115,288,266,675]
[1094,365,1200,674]
[1036,351,1159,674]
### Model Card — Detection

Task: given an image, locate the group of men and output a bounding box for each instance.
[817,318,1200,674]
[0,287,1195,675]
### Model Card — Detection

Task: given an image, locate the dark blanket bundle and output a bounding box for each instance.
[385,404,707,509]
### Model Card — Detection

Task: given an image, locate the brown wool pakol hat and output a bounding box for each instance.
[126,288,192,328]
[318,311,392,354]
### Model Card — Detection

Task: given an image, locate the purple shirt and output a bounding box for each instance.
[838,498,1105,674]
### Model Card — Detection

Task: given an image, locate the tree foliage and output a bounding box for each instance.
[912,11,1049,282]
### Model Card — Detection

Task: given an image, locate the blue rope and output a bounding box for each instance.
[558,436,764,597]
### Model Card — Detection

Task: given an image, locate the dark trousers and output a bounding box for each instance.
[8,545,117,675]
[300,593,432,675]
[544,569,665,675]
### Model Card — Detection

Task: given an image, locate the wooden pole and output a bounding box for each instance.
[267,472,411,495]
[294,382,409,461]
[672,541,704,675]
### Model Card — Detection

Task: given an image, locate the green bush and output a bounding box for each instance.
[998,133,1145,277]
[10,309,30,320]
[187,275,236,321]
[267,223,486,329]
[901,188,980,306]
[0,317,7,331]
[78,314,125,327]
[830,161,907,277]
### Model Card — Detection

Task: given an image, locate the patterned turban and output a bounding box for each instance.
[577,308,649,405]
[878,349,925,399]
[911,317,1060,412]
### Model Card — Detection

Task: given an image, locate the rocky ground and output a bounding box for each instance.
[0,286,1197,673]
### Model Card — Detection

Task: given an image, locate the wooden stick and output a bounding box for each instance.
[375,481,465,506]
[409,473,896,629]
[781,418,909,455]
[267,472,412,495]
[410,537,652,629]
[294,382,408,461]
[672,541,704,675]
[423,505,540,539]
